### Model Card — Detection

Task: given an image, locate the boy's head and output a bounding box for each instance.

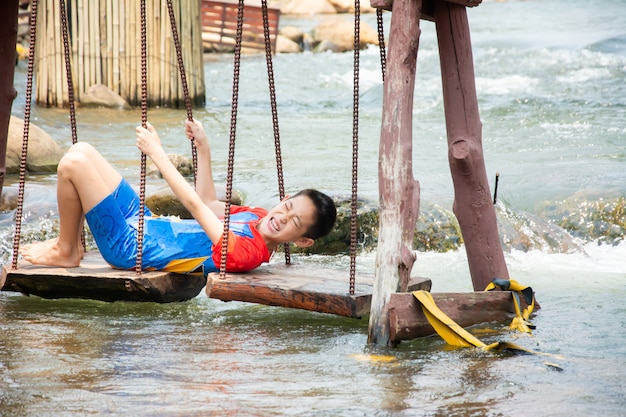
[260,189,336,249]
[292,189,337,240]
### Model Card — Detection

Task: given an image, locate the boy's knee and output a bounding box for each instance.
[58,149,90,174]
[67,142,95,154]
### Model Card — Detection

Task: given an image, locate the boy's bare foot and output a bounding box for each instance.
[20,238,83,268]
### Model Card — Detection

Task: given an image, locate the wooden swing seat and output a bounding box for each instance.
[207,264,432,318]
[1,251,206,303]
[1,251,433,317]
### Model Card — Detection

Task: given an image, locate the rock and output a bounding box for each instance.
[276,34,302,53]
[279,26,305,44]
[312,17,379,52]
[81,83,131,109]
[294,195,379,255]
[327,0,376,13]
[147,154,194,178]
[315,40,343,53]
[146,185,243,219]
[0,187,18,212]
[281,0,337,15]
[6,116,64,174]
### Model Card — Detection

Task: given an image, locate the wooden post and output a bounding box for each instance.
[368,0,422,346]
[434,1,509,291]
[0,0,19,194]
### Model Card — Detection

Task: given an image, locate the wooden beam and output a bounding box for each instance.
[0,0,19,194]
[388,291,517,344]
[2,252,206,303]
[208,264,432,318]
[434,1,509,290]
[369,0,481,17]
[368,0,422,345]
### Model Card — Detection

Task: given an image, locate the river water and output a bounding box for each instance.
[1,0,625,416]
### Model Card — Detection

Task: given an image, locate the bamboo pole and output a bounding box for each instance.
[55,1,63,106]
[70,0,79,101]
[112,0,120,93]
[95,0,101,86]
[118,0,125,97]
[128,0,137,105]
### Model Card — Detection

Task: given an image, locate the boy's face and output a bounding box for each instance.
[259,195,316,248]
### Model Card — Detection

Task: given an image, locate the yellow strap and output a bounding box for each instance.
[412,290,486,348]
[484,279,536,333]
[412,289,563,364]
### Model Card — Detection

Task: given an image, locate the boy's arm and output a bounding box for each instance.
[136,122,224,244]
[184,119,227,216]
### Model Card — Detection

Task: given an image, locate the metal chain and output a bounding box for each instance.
[59,0,77,144]
[220,0,245,278]
[349,0,361,295]
[59,0,86,250]
[135,0,148,275]
[165,0,197,186]
[11,0,39,269]
[376,8,387,83]
[261,0,290,265]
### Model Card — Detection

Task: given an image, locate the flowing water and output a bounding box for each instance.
[1,0,625,415]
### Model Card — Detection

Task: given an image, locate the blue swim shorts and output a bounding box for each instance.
[85,179,152,269]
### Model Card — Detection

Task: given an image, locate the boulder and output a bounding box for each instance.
[276,34,302,53]
[279,26,305,44]
[0,186,18,212]
[6,116,64,174]
[312,17,379,52]
[327,0,376,13]
[81,83,131,109]
[281,0,337,15]
[147,154,194,178]
[146,184,243,219]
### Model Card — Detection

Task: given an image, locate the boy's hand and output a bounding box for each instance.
[136,122,165,158]
[184,118,209,149]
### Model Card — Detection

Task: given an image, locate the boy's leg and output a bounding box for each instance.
[20,143,124,267]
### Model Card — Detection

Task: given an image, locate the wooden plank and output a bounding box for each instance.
[208,265,432,318]
[1,252,206,303]
[388,291,520,344]
[370,0,480,15]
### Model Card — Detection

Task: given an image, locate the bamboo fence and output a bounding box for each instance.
[35,0,205,108]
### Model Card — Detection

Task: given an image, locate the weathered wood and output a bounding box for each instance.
[368,0,422,345]
[434,1,509,291]
[388,291,517,343]
[0,0,19,194]
[201,0,280,52]
[1,252,206,303]
[369,0,481,16]
[208,264,432,318]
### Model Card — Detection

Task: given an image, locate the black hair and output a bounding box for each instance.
[292,189,337,240]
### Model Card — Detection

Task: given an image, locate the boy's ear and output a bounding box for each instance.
[294,237,314,248]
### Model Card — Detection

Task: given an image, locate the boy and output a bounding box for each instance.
[20,119,336,274]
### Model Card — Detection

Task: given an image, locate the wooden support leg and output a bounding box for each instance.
[0,0,20,194]
[434,1,509,291]
[368,0,422,346]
